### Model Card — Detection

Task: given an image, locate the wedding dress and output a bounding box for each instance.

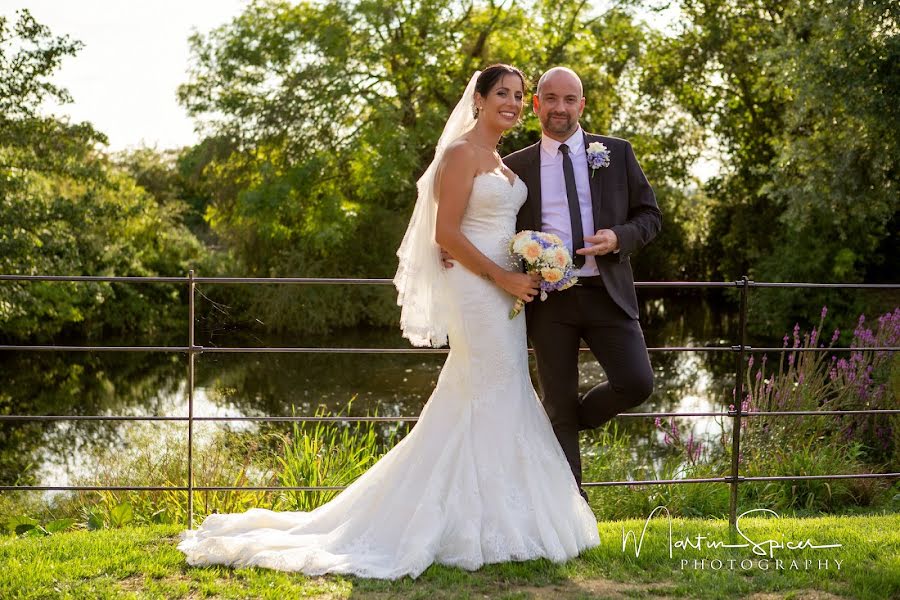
[177,171,600,579]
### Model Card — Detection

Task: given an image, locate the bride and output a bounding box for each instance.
[178,64,600,579]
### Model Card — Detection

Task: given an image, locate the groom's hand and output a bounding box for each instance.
[578,229,619,256]
[440,247,455,268]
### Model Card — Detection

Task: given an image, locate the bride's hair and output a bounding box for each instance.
[474,64,529,106]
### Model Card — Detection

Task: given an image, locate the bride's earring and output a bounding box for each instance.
[472,104,480,119]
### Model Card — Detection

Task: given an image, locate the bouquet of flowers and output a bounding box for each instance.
[508,230,578,318]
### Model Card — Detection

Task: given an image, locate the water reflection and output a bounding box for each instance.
[1,297,742,490]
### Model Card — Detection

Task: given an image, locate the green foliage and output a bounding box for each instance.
[0,9,205,341]
[176,0,695,333]
[71,422,274,529]
[114,147,214,237]
[581,423,731,520]
[641,0,898,331]
[273,402,402,511]
[0,168,204,340]
[752,0,900,330]
[0,9,107,204]
[4,515,75,538]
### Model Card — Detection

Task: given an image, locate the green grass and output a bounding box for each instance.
[1,514,897,599]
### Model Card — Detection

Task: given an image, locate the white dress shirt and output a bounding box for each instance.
[539,126,600,277]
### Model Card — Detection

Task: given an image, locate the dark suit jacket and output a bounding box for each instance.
[504,132,662,319]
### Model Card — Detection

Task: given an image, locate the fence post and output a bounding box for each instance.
[729,275,750,529]
[187,269,196,529]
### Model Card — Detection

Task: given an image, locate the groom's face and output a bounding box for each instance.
[533,72,585,141]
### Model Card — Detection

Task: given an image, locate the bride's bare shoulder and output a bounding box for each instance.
[440,139,478,173]
[444,138,478,159]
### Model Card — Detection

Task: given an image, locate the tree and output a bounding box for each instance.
[0,9,107,190]
[639,0,899,331]
[756,0,900,329]
[178,0,696,334]
[0,10,203,341]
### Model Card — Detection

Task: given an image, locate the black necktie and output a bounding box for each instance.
[559,143,585,268]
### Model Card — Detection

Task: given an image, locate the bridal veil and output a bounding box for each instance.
[393,71,480,347]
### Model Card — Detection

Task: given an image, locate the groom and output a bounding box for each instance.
[504,67,661,499]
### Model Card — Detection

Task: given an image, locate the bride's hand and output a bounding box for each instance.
[439,247,455,269]
[498,272,541,303]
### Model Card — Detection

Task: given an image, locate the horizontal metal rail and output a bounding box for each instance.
[0,345,192,352]
[6,472,898,493]
[0,415,421,422]
[2,274,897,289]
[3,409,899,423]
[1,344,894,353]
[750,282,899,289]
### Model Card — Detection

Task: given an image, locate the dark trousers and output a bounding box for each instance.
[527,279,654,488]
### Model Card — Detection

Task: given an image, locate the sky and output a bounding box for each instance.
[1,0,248,151]
[2,0,702,172]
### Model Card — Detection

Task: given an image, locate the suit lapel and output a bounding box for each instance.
[521,141,542,230]
[583,131,603,230]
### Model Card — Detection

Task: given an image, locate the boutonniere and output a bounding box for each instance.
[586,142,611,178]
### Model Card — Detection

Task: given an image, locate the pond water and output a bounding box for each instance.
[1,296,747,492]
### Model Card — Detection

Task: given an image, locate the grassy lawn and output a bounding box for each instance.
[2,513,897,599]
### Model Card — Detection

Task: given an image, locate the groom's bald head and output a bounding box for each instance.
[533,67,585,141]
[536,67,583,98]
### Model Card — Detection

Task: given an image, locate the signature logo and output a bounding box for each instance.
[622,506,843,559]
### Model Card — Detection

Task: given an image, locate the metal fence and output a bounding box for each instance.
[1,272,898,530]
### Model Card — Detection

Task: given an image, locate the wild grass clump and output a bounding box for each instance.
[3,400,407,532]
[272,406,402,511]
[736,306,898,512]
[581,423,730,520]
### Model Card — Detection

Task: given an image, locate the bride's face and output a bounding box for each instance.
[475,74,524,131]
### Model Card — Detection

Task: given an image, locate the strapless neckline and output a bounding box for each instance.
[474,170,521,189]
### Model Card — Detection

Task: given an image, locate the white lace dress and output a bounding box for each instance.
[178,172,600,579]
